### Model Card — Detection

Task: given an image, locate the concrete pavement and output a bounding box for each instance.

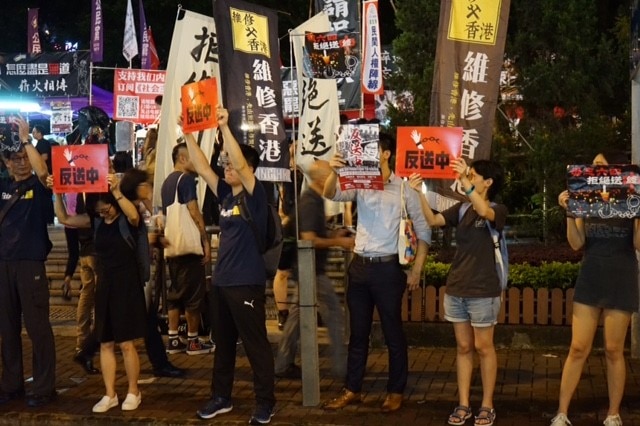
[2,314,640,426]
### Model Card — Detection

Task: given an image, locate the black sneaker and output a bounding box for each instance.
[0,389,25,405]
[275,364,301,379]
[153,362,186,378]
[26,391,57,408]
[249,404,275,425]
[196,396,233,420]
[166,337,187,354]
[277,310,289,331]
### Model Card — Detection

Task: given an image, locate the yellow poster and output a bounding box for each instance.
[230,8,270,57]
[448,0,502,45]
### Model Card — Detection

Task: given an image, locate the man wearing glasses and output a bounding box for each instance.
[0,117,57,407]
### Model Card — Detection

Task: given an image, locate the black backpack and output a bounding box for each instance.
[238,192,283,279]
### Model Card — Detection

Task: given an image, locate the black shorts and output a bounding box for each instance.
[277,241,297,270]
[167,254,206,312]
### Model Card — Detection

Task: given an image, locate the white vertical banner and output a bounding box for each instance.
[122,0,139,62]
[153,9,220,209]
[361,0,384,95]
[291,13,343,216]
[291,12,338,174]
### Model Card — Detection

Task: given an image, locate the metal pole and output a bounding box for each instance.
[296,239,320,406]
[630,63,640,358]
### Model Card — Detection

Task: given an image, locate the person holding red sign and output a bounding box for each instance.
[553,153,639,426]
[322,133,431,414]
[183,107,276,425]
[408,158,506,426]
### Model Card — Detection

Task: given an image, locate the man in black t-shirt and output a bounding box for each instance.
[0,117,56,407]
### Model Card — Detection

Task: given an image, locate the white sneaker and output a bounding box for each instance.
[121,392,141,411]
[551,413,572,426]
[604,414,623,426]
[92,395,118,413]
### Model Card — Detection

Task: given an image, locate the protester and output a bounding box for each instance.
[274,161,354,379]
[322,132,430,413]
[115,168,187,378]
[552,153,638,426]
[183,107,276,424]
[54,191,100,375]
[90,177,147,412]
[408,158,506,426]
[161,143,213,355]
[0,117,57,407]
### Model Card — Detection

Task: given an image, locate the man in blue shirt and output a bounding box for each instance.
[322,132,431,413]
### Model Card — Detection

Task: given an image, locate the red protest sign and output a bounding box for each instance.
[181,77,218,133]
[395,127,463,179]
[51,144,109,193]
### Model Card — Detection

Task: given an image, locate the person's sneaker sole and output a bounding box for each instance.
[196,405,233,419]
[187,349,214,355]
[249,413,274,425]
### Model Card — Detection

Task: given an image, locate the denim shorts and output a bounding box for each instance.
[443,294,501,327]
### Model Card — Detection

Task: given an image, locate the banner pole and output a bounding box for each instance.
[89,62,94,106]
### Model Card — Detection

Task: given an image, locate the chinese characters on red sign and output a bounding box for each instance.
[51,144,109,193]
[395,126,463,179]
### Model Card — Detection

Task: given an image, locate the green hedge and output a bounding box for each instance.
[422,259,580,290]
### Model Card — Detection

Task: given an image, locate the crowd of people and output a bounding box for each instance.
[0,111,636,426]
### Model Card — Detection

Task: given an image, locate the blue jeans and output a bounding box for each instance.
[444,294,501,327]
[345,259,408,394]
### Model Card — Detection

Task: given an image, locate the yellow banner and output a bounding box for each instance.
[230,7,270,57]
[448,0,502,45]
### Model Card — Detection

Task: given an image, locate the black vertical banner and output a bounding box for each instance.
[314,0,361,110]
[214,0,290,182]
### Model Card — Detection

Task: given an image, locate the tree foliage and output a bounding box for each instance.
[390,0,630,240]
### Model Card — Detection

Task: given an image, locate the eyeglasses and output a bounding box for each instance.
[96,205,112,215]
[9,155,28,164]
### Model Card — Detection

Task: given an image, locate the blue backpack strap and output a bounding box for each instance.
[458,202,472,223]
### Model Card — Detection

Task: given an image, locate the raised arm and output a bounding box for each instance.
[16,117,48,185]
[109,174,139,227]
[452,157,495,221]
[217,108,256,194]
[323,152,346,199]
[407,173,446,228]
[184,131,220,197]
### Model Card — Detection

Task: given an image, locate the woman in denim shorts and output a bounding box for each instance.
[409,158,506,426]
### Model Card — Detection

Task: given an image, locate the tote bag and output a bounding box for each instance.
[398,181,418,265]
[164,173,204,258]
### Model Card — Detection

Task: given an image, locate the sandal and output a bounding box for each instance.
[62,279,72,301]
[474,407,496,426]
[448,405,472,425]
[603,414,622,426]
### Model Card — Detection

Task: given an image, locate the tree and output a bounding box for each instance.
[388,0,630,240]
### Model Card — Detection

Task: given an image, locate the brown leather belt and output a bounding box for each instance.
[353,254,398,264]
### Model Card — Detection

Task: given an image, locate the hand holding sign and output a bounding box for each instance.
[180,77,219,133]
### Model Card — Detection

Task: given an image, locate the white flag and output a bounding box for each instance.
[122,0,138,62]
[152,9,221,209]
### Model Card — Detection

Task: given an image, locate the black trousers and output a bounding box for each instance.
[210,285,275,407]
[345,259,409,394]
[0,260,56,396]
